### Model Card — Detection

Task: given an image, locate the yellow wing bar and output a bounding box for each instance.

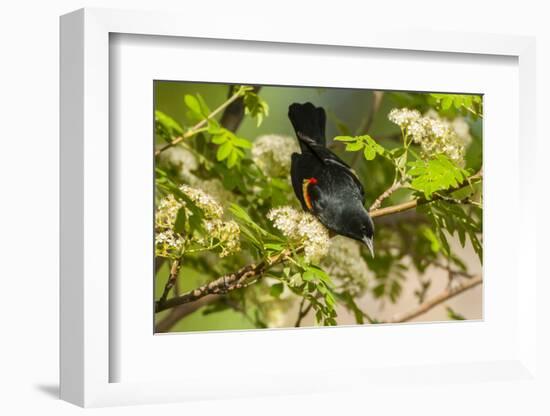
[302,177,318,211]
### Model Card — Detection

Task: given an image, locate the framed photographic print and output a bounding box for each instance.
[60,7,538,408]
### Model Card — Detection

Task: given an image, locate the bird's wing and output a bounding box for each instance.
[292,144,366,206]
[309,145,366,205]
[326,158,366,205]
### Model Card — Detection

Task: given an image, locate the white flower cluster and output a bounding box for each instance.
[204,218,241,258]
[155,185,240,259]
[252,134,299,177]
[388,108,421,128]
[388,108,472,165]
[155,194,186,258]
[321,236,369,296]
[158,146,235,206]
[157,146,198,182]
[197,179,235,207]
[267,206,329,263]
[180,184,223,218]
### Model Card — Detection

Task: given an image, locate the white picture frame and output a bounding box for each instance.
[60,7,538,407]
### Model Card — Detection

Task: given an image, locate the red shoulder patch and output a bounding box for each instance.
[302,177,318,211]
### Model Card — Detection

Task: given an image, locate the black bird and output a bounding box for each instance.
[288,102,375,256]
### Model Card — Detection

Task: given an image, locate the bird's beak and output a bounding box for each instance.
[362,236,375,258]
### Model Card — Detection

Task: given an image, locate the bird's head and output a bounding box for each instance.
[339,205,375,257]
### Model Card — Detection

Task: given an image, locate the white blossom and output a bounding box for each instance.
[451,116,473,147]
[267,206,329,263]
[157,146,198,181]
[388,107,469,165]
[155,185,240,258]
[203,218,241,257]
[159,144,236,207]
[388,108,421,128]
[196,179,235,207]
[252,134,299,177]
[180,184,223,218]
[321,236,369,296]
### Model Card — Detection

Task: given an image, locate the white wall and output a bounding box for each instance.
[0,1,548,414]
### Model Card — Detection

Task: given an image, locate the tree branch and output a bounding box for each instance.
[154,252,289,313]
[157,258,182,307]
[155,294,220,332]
[390,275,482,323]
[155,89,244,157]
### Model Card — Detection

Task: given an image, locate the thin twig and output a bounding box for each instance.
[155,90,244,157]
[351,91,384,167]
[390,275,482,323]
[158,258,181,306]
[369,181,403,211]
[294,298,313,327]
[356,91,385,136]
[432,261,475,280]
[370,170,482,218]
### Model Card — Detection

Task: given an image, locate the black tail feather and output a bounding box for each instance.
[288,102,326,148]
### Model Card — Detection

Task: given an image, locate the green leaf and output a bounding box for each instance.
[210,128,250,168]
[334,135,356,142]
[288,273,303,287]
[363,145,376,160]
[242,89,269,127]
[408,154,469,199]
[173,207,187,234]
[184,94,202,116]
[446,307,465,320]
[270,283,284,298]
[227,150,239,168]
[195,94,211,116]
[418,201,482,263]
[421,226,440,253]
[302,270,315,282]
[340,292,365,324]
[155,110,184,141]
[232,136,252,149]
[346,142,364,152]
[429,93,483,118]
[337,134,385,162]
[216,141,233,161]
[302,265,334,287]
[211,134,229,144]
[441,96,453,110]
[365,136,385,155]
[229,204,280,243]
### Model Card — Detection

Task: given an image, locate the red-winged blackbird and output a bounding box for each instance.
[288,102,375,256]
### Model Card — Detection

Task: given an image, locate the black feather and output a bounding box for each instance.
[288,102,326,148]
